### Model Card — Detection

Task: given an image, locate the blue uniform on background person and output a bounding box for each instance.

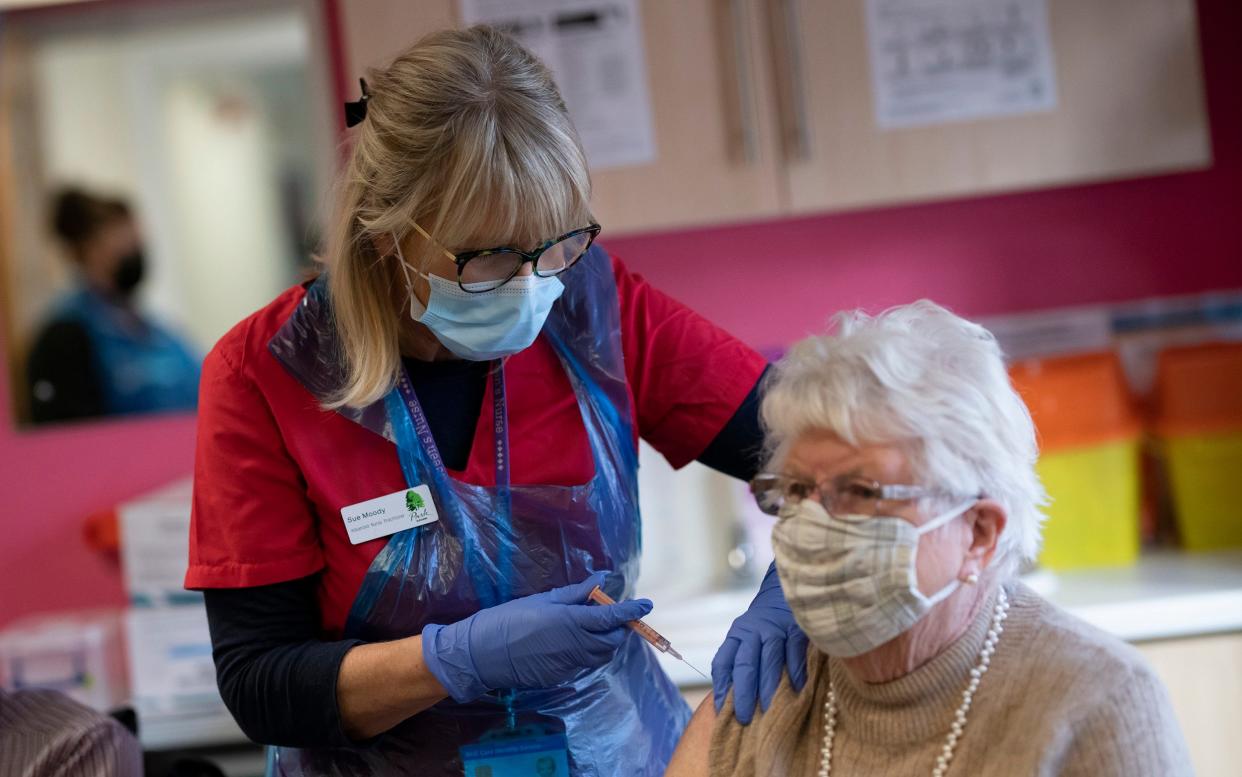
[25,188,200,425]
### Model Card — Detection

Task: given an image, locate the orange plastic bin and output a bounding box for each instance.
[1153,342,1242,551]
[1010,352,1142,569]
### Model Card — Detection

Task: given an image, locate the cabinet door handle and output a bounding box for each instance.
[767,0,810,162]
[718,0,758,164]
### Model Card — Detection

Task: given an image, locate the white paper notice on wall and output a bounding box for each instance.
[865,0,1058,130]
[459,0,657,170]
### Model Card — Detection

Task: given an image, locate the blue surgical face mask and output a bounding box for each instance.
[394,236,565,361]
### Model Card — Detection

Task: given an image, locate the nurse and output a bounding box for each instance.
[187,27,803,776]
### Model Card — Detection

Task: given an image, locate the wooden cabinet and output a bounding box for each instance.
[586,0,786,233]
[1138,632,1242,777]
[340,0,785,234]
[339,0,1211,235]
[786,0,1212,214]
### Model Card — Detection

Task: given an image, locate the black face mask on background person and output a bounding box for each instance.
[112,249,145,297]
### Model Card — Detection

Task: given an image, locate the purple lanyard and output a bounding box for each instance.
[394,361,510,489]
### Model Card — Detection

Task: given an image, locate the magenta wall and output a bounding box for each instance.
[1,0,1238,628]
[0,369,197,625]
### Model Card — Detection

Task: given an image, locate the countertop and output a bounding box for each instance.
[650,550,1242,687]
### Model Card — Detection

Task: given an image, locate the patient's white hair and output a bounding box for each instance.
[761,300,1047,570]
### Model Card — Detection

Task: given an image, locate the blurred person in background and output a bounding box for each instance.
[25,187,200,425]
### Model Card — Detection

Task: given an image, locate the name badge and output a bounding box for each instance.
[340,485,439,545]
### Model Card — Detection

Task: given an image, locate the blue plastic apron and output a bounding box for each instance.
[55,287,200,415]
[267,249,690,776]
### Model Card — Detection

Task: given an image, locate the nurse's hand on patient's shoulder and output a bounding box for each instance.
[420,571,650,703]
[711,562,808,725]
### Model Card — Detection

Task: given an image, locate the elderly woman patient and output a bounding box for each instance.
[666,301,1191,777]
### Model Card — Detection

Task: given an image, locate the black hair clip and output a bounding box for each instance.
[344,78,370,128]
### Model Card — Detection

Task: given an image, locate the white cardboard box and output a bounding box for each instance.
[119,477,198,606]
[124,604,244,749]
[0,609,128,712]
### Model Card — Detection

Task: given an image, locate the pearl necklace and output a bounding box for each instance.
[817,588,1010,777]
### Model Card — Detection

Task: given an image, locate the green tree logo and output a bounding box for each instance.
[406,490,425,512]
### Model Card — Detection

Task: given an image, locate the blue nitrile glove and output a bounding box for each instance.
[421,572,651,703]
[711,562,809,724]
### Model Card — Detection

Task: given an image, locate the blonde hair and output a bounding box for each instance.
[325,25,592,409]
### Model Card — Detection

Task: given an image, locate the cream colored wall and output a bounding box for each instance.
[158,78,290,350]
[36,41,140,198]
[15,39,140,340]
[8,5,329,358]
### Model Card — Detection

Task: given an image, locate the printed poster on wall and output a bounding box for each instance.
[865,0,1058,129]
[458,0,657,170]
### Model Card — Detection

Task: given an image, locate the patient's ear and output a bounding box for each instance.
[958,499,1006,581]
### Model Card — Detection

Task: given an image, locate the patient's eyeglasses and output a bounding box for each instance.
[749,473,966,519]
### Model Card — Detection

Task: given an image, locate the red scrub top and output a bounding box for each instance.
[185,255,766,636]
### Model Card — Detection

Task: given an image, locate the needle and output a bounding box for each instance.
[587,586,711,682]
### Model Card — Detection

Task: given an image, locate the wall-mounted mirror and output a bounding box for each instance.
[0,0,337,428]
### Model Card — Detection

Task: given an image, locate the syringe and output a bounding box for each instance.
[587,585,710,682]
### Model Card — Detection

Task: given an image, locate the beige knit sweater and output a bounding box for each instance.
[710,583,1193,776]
